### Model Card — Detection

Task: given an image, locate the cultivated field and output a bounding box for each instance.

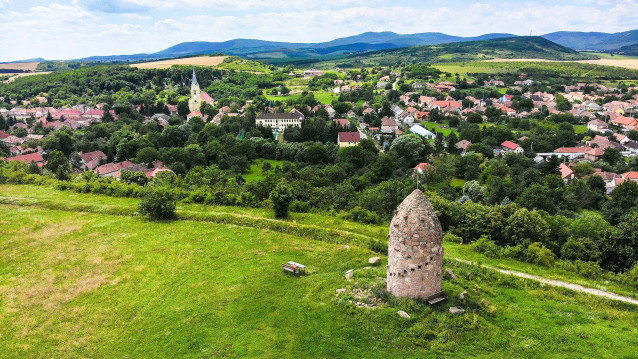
[0,62,40,72]
[487,58,638,70]
[3,71,52,83]
[131,56,229,69]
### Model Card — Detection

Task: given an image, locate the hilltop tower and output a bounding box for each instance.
[387,189,444,299]
[188,69,201,113]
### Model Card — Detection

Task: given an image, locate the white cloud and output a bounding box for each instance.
[122,13,152,20]
[2,1,638,61]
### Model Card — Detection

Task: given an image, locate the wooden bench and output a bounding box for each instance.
[425,291,448,305]
[282,261,307,276]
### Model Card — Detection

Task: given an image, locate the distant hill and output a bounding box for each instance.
[610,43,638,56]
[314,36,596,67]
[0,58,46,64]
[542,30,638,51]
[76,32,517,63]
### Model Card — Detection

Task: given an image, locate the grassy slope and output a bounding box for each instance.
[2,185,638,357]
[432,61,638,81]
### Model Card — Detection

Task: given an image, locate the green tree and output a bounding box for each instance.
[138,186,177,220]
[270,180,294,218]
[601,147,622,166]
[556,94,572,111]
[44,150,70,179]
[504,208,550,247]
[136,147,159,164]
[389,134,429,167]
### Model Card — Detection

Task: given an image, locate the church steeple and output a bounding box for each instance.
[191,69,198,86]
[189,69,202,113]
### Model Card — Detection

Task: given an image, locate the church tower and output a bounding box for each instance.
[188,69,201,113]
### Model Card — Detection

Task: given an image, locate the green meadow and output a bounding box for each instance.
[1,185,638,358]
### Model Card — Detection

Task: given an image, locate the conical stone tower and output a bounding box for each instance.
[387,189,444,299]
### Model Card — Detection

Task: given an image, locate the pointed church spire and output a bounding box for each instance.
[192,69,198,86]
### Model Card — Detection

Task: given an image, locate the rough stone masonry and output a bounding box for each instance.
[387,189,444,299]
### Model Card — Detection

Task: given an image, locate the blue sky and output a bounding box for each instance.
[1,0,637,62]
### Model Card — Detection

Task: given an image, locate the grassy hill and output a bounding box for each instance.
[611,43,638,56]
[542,30,638,51]
[1,184,638,357]
[312,37,598,68]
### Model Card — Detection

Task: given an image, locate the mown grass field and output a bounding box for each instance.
[1,184,638,358]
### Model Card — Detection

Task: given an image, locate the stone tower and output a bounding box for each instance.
[188,69,201,113]
[387,189,444,299]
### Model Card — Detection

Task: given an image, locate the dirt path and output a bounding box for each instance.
[454,258,638,305]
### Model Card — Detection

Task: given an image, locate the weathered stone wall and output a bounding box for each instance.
[387,189,444,299]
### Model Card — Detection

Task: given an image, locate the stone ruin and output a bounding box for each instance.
[387,189,445,300]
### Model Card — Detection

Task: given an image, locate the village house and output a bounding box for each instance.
[337,132,361,148]
[587,119,609,132]
[559,163,575,183]
[303,69,323,78]
[3,152,46,167]
[456,140,472,153]
[381,117,399,134]
[501,141,524,154]
[95,161,135,177]
[585,147,605,162]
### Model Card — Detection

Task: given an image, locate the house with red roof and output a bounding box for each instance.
[381,117,398,134]
[584,147,605,162]
[559,163,575,183]
[611,116,638,130]
[501,141,523,154]
[622,172,638,182]
[334,118,349,128]
[3,152,45,166]
[95,161,135,177]
[79,150,107,171]
[413,162,434,174]
[338,132,361,148]
[456,140,472,153]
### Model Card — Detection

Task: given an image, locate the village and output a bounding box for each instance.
[2,64,638,196]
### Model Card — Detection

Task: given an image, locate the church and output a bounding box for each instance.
[188,69,215,114]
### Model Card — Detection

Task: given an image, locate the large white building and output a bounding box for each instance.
[256,112,305,133]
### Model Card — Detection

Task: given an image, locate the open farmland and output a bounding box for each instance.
[131,56,229,69]
[486,58,638,70]
[0,62,40,72]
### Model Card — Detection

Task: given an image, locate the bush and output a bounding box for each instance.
[269,180,294,219]
[138,186,177,220]
[472,236,501,258]
[560,237,600,262]
[341,206,382,224]
[443,232,463,244]
[290,200,310,213]
[525,242,556,266]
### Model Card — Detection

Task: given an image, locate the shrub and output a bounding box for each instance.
[525,242,556,266]
[560,237,601,263]
[625,264,638,290]
[443,232,463,244]
[472,236,501,258]
[341,206,382,224]
[138,186,177,220]
[290,200,310,213]
[269,180,294,219]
